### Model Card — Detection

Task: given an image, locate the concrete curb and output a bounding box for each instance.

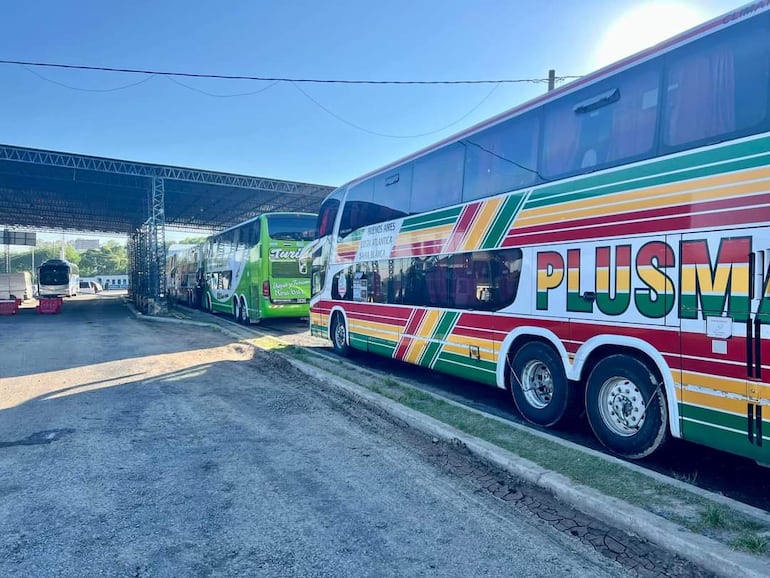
[289,358,770,578]
[128,303,770,577]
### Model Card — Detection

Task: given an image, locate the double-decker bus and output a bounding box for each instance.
[201,212,316,323]
[167,244,204,308]
[37,259,80,297]
[305,2,770,463]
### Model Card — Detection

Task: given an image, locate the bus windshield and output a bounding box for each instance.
[40,266,69,285]
[266,214,317,241]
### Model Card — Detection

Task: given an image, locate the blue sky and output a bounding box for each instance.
[0,0,742,242]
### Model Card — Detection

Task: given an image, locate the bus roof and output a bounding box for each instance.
[213,211,317,238]
[341,0,770,192]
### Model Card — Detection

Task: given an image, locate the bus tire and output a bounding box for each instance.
[509,342,575,427]
[239,297,248,324]
[585,355,668,459]
[330,312,351,357]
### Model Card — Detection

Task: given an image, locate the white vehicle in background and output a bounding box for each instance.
[80,277,103,294]
[78,280,95,294]
[0,271,34,301]
[38,259,80,297]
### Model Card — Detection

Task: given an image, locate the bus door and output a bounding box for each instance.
[678,231,769,461]
[748,239,770,452]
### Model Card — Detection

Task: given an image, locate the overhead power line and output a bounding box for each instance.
[0,58,580,86]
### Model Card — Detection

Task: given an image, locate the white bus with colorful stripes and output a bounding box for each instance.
[305,2,770,462]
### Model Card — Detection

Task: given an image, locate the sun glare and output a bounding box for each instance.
[593,2,706,69]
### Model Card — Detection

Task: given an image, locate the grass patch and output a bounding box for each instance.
[732,533,769,555]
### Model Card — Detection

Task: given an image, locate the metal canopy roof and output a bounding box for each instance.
[0,144,336,234]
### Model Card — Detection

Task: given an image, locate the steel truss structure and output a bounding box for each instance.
[0,144,335,314]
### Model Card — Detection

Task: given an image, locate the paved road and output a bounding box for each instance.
[0,295,700,577]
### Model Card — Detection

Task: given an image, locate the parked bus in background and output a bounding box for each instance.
[304,3,770,463]
[167,244,204,308]
[200,212,316,323]
[37,259,80,297]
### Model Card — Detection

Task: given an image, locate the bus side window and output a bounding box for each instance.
[663,12,770,150]
[541,61,660,178]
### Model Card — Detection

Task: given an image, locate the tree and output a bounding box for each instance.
[176,236,207,245]
[78,243,127,276]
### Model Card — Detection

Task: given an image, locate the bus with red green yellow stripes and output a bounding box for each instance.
[303,2,770,462]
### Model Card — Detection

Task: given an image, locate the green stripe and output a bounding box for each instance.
[434,311,459,342]
[526,137,770,209]
[419,341,443,367]
[433,352,497,385]
[481,193,526,249]
[349,332,367,351]
[678,403,770,462]
[679,403,745,431]
[368,336,397,358]
[310,323,327,338]
[417,311,459,366]
[402,206,462,232]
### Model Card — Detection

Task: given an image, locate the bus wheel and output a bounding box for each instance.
[239,297,248,324]
[585,355,668,459]
[509,342,575,427]
[330,313,350,357]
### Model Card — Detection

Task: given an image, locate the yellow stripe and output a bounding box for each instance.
[680,388,746,414]
[514,167,770,228]
[680,264,749,295]
[396,225,454,245]
[461,197,503,251]
[404,310,441,364]
[442,342,496,362]
[680,370,746,396]
[596,267,631,292]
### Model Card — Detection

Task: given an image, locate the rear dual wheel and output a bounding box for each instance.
[585,355,668,459]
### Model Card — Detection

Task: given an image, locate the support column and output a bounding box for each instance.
[146,176,167,315]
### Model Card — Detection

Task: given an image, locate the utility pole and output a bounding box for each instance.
[547,69,556,92]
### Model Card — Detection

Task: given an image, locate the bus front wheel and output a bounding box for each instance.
[509,342,576,427]
[330,313,351,357]
[585,355,668,459]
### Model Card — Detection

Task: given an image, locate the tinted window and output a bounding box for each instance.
[266,214,316,241]
[316,198,340,238]
[374,165,412,216]
[412,144,465,213]
[541,61,661,178]
[40,266,69,285]
[339,178,407,237]
[662,13,770,149]
[463,112,540,201]
[332,248,522,311]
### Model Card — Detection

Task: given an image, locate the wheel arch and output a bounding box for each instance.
[496,327,572,392]
[573,335,681,439]
[327,306,350,345]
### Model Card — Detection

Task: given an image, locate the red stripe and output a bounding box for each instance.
[508,191,770,240]
[504,206,768,246]
[444,203,482,253]
[404,309,428,335]
[394,336,413,360]
[391,239,446,257]
[681,356,746,380]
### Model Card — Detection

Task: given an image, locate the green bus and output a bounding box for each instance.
[201,212,317,323]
